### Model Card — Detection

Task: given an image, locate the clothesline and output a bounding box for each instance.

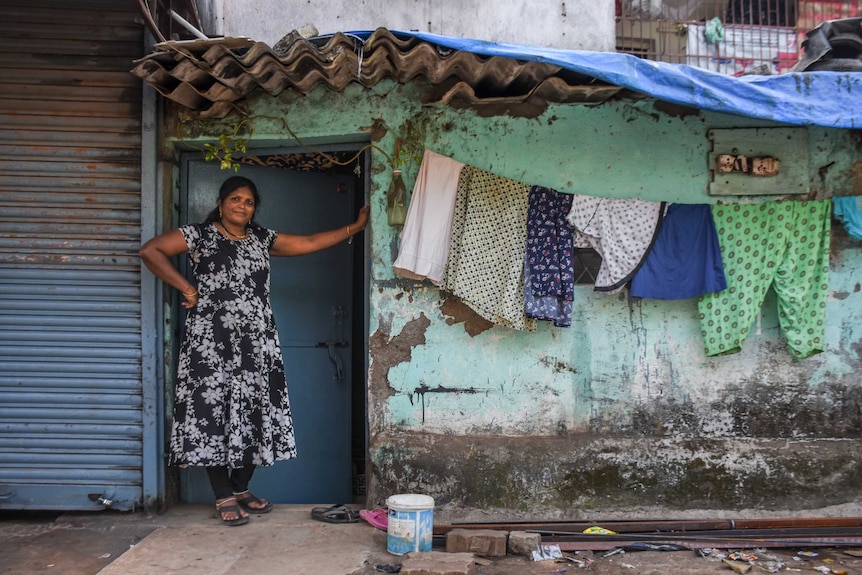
[393,149,836,360]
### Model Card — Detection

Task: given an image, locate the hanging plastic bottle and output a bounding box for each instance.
[387,169,407,226]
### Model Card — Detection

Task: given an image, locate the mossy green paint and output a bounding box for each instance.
[172,79,862,514]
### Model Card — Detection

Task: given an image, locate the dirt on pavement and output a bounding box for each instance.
[472,546,862,575]
[353,545,862,575]
[4,508,862,575]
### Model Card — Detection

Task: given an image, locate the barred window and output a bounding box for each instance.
[616,1,860,76]
[574,248,603,285]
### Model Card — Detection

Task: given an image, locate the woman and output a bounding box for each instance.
[140,175,369,526]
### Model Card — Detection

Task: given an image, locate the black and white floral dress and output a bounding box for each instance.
[169,223,297,468]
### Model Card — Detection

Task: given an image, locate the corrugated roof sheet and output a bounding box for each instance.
[130,28,623,118]
[132,27,862,127]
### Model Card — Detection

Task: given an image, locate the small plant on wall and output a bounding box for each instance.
[203,132,250,172]
[178,115,254,172]
[393,115,427,168]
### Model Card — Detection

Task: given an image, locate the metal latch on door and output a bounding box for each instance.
[315,305,348,381]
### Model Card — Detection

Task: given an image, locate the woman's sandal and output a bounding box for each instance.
[359,507,388,531]
[233,490,273,514]
[216,497,250,526]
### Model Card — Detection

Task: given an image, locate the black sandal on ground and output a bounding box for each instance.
[216,496,250,526]
[233,490,273,514]
[311,503,360,523]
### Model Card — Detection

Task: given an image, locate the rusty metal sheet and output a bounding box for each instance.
[0,0,145,512]
[130,28,621,117]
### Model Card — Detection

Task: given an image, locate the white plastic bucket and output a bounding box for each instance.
[385,494,435,555]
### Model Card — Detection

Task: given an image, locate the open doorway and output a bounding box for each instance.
[175,146,369,505]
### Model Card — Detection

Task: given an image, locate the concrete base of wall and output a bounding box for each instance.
[368,432,862,520]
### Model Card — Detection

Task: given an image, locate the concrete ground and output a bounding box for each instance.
[1,504,862,575]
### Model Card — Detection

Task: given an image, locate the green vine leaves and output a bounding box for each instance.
[177,115,254,172]
[203,133,249,172]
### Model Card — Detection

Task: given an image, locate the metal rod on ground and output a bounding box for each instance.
[536,525,862,540]
[434,516,862,535]
[553,536,862,552]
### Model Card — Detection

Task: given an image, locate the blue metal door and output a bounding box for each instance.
[180,156,359,504]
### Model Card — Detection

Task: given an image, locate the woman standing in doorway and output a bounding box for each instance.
[140,175,369,526]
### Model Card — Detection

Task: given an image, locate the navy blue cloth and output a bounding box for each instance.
[524,186,574,327]
[630,204,727,300]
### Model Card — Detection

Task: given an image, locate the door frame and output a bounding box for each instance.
[164,142,370,504]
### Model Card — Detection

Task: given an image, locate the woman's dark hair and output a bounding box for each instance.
[204,175,262,227]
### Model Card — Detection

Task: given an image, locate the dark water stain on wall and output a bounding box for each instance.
[446,99,550,119]
[412,383,483,424]
[557,442,862,510]
[653,100,701,120]
[589,379,862,439]
[369,433,862,515]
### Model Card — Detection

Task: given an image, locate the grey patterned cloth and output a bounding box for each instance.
[170,223,297,468]
[566,195,666,294]
[443,166,536,331]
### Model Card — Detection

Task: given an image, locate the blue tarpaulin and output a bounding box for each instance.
[348,29,862,129]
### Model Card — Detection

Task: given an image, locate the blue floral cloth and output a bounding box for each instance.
[524,186,574,327]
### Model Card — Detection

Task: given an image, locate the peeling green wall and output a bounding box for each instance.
[176,79,862,516]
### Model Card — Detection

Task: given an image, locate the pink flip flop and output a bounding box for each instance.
[359,507,388,531]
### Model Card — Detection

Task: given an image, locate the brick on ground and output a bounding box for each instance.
[445,528,508,557]
[507,531,541,556]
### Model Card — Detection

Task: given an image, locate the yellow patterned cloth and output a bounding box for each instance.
[443,166,535,331]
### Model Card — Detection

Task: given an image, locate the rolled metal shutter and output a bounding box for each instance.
[0,1,145,510]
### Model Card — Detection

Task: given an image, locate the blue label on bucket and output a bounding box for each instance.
[386,507,434,555]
